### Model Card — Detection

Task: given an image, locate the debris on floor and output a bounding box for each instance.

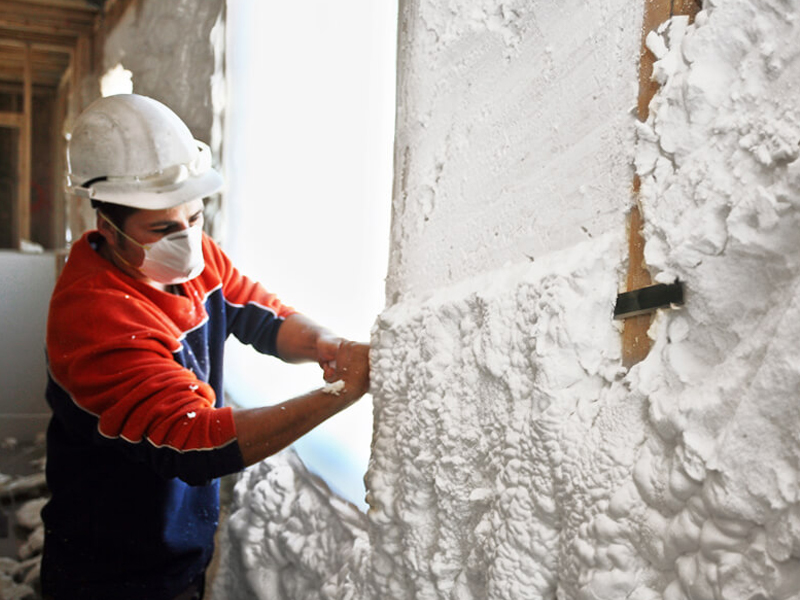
[0,436,48,600]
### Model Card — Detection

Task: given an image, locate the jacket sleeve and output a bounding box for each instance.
[202,235,297,356]
[47,285,244,486]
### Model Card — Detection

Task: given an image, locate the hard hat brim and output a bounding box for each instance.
[84,168,224,210]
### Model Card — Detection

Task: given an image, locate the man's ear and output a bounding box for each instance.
[96,212,116,246]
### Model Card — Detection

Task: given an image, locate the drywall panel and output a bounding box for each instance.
[0,252,55,441]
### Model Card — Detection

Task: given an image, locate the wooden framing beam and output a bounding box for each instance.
[0,25,79,47]
[0,110,23,127]
[622,0,700,368]
[0,81,63,96]
[0,1,97,37]
[71,32,92,109]
[0,48,71,86]
[4,0,96,7]
[53,68,70,253]
[0,39,74,55]
[0,0,110,251]
[16,41,32,245]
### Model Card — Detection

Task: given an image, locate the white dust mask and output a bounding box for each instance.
[101,213,205,284]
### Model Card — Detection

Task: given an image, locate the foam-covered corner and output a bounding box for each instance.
[215,1,800,598]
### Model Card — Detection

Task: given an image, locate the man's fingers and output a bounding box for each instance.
[319,341,370,393]
[317,334,343,363]
[334,342,370,392]
[320,360,337,382]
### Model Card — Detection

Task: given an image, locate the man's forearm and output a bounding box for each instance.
[275,313,335,363]
[235,339,370,466]
[233,387,359,466]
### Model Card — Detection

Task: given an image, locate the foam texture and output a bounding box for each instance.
[213,1,800,598]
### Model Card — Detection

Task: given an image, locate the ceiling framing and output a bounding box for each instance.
[0,0,101,88]
[0,0,110,249]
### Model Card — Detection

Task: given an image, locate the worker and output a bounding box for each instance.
[41,94,370,600]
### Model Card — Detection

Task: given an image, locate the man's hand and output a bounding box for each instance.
[329,341,370,399]
[317,332,344,382]
[233,340,371,467]
[275,315,369,390]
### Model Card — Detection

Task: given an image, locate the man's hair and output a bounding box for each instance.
[91,200,140,230]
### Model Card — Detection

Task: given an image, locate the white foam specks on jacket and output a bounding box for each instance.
[214,1,800,598]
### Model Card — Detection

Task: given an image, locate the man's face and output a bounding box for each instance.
[98,197,205,277]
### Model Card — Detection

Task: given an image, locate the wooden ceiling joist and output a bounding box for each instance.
[0,0,97,38]
[0,45,71,86]
[0,0,98,89]
[0,36,75,52]
[0,43,71,59]
[0,45,70,62]
[0,0,102,249]
[0,25,79,47]
[0,80,60,95]
[0,110,23,126]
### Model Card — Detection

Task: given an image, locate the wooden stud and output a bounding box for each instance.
[72,34,92,109]
[622,0,700,367]
[53,63,71,253]
[673,0,702,19]
[15,42,32,246]
[0,1,97,37]
[621,199,653,367]
[0,111,23,127]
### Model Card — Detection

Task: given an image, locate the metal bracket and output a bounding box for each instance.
[0,506,7,539]
[614,281,684,320]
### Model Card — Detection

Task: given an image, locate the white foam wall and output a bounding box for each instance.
[216,1,800,598]
[387,0,642,302]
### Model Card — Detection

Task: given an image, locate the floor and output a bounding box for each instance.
[0,439,232,600]
[0,438,48,600]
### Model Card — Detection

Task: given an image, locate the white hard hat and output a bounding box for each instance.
[66,94,223,210]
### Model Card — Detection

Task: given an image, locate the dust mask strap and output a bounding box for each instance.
[100,211,150,250]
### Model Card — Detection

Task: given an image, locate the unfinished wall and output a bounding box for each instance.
[217,0,800,598]
[101,0,224,149]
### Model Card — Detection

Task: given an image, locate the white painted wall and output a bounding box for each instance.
[0,252,55,441]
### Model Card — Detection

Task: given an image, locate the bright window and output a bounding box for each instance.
[224,0,397,508]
